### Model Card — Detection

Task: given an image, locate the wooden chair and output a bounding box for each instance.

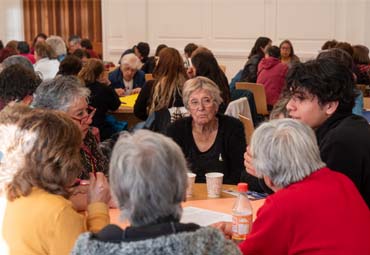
[219,64,226,73]
[364,97,370,110]
[145,73,154,81]
[239,114,254,145]
[236,82,269,115]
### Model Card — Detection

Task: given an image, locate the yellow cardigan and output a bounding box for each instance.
[3,187,109,255]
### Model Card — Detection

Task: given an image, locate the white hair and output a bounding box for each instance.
[182,76,223,109]
[250,118,326,188]
[46,36,67,56]
[31,75,90,112]
[120,53,142,70]
[109,130,188,226]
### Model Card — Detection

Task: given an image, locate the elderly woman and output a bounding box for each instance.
[167,76,255,187]
[33,41,60,80]
[0,105,110,255]
[216,119,370,254]
[109,53,145,96]
[190,50,231,113]
[71,130,240,254]
[79,58,121,140]
[46,35,68,62]
[31,75,109,179]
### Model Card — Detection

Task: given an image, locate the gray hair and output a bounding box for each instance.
[46,36,67,56]
[250,119,325,188]
[68,35,81,45]
[31,75,90,112]
[182,76,223,109]
[2,55,34,72]
[120,53,142,70]
[109,130,188,227]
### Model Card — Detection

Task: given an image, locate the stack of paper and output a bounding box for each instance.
[181,206,232,226]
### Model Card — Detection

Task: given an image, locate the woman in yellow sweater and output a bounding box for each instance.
[0,105,110,255]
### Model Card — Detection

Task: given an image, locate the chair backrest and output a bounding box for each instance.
[145,73,154,81]
[225,97,252,121]
[219,64,226,73]
[364,97,370,110]
[236,82,269,115]
[238,114,254,145]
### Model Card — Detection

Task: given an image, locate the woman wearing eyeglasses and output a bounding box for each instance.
[31,75,109,180]
[167,76,258,186]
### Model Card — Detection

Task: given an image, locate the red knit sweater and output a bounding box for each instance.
[239,168,370,255]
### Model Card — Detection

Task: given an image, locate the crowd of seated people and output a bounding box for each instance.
[0,34,370,255]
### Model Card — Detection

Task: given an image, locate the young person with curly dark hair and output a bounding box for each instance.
[286,58,370,208]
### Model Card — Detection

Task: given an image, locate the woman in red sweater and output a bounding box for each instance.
[215,119,370,255]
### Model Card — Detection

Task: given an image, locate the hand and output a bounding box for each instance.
[69,184,89,211]
[244,146,257,177]
[88,172,111,204]
[212,221,232,239]
[70,183,89,196]
[131,87,141,94]
[115,88,125,97]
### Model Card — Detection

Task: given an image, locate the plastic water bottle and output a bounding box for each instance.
[232,182,253,242]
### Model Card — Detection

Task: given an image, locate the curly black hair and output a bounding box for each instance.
[0,64,42,106]
[286,58,356,113]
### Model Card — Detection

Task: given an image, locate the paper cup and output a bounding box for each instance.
[186,173,196,197]
[205,172,224,198]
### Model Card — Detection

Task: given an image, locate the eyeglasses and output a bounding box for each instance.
[71,106,96,124]
[188,98,214,109]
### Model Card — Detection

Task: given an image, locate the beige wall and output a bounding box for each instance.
[2,0,370,80]
[0,0,24,44]
[102,0,370,80]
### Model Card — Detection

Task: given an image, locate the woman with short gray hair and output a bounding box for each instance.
[251,118,325,187]
[167,76,253,187]
[31,75,109,180]
[72,130,240,255]
[46,35,67,62]
[215,119,370,254]
[109,53,145,96]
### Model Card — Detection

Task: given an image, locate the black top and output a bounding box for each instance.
[93,218,200,243]
[141,56,156,74]
[167,114,255,186]
[316,111,370,208]
[134,80,184,120]
[241,54,264,83]
[86,81,121,140]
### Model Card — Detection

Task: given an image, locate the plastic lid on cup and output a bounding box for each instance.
[237,182,248,192]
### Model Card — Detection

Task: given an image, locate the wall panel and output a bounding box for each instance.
[99,0,370,79]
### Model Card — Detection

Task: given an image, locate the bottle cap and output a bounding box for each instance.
[237,182,248,192]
